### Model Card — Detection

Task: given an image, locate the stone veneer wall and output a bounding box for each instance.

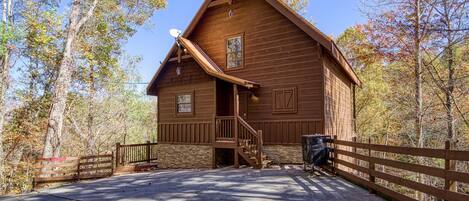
[263,145,303,164]
[155,144,212,169]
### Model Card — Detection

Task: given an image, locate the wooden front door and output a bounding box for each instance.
[239,92,249,120]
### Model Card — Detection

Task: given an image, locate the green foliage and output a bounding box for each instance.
[0,23,16,55]
[337,26,394,142]
[1,0,166,194]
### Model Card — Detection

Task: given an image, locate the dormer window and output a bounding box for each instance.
[226,35,243,69]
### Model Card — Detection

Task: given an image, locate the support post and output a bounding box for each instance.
[234,148,239,168]
[146,141,151,163]
[445,140,457,194]
[368,138,376,194]
[233,84,240,169]
[212,147,217,169]
[233,84,239,143]
[116,143,121,167]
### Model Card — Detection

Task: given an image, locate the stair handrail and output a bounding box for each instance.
[236,116,263,168]
[237,117,258,137]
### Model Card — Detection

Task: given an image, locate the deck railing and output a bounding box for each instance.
[115,141,158,167]
[33,154,114,188]
[328,136,469,201]
[215,116,235,141]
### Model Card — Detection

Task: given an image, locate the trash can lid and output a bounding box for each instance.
[302,134,331,138]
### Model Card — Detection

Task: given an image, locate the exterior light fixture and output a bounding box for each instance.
[250,93,259,103]
[176,66,182,76]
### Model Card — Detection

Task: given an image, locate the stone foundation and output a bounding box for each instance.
[263,145,303,164]
[155,144,212,169]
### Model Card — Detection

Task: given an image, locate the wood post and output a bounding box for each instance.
[212,147,217,169]
[233,85,239,168]
[333,135,338,173]
[352,137,357,175]
[445,140,457,194]
[368,138,376,193]
[76,156,81,182]
[233,84,239,144]
[111,151,114,175]
[115,143,121,167]
[146,141,151,163]
[258,130,263,168]
[234,148,239,168]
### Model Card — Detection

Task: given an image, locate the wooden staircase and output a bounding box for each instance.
[236,116,271,169]
[215,116,271,169]
[238,139,271,169]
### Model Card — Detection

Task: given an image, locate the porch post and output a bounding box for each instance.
[233,84,240,168]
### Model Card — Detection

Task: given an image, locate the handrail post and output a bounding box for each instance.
[368,138,376,194]
[212,117,217,143]
[333,135,338,174]
[352,137,357,175]
[445,140,457,195]
[257,130,263,168]
[116,143,121,167]
[146,141,151,163]
[76,157,81,182]
[111,151,114,176]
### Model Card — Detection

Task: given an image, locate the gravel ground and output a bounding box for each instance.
[1,165,384,201]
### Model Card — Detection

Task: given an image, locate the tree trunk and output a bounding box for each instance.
[86,66,97,155]
[442,1,456,145]
[0,0,12,191]
[42,0,98,158]
[414,0,424,200]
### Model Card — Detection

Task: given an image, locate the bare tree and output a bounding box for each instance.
[42,0,98,158]
[431,0,468,144]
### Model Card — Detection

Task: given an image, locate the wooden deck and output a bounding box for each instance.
[5,166,384,201]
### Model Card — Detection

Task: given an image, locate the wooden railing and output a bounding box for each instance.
[237,116,263,167]
[115,141,158,167]
[215,116,235,141]
[329,137,469,201]
[33,154,114,188]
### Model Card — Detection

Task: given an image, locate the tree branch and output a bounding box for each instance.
[76,0,98,31]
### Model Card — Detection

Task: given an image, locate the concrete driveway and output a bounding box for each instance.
[1,165,384,201]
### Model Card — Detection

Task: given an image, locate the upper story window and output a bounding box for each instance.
[176,92,194,116]
[226,35,243,69]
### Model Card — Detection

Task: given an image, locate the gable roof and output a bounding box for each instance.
[179,37,260,88]
[147,0,361,95]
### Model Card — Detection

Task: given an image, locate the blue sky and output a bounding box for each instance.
[124,0,367,84]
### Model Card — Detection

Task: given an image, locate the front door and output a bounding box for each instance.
[239,92,249,120]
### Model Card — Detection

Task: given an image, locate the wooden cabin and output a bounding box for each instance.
[147,0,361,169]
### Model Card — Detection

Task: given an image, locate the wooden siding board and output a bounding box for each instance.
[323,53,353,140]
[154,0,355,145]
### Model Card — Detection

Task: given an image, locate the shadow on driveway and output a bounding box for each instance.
[1,165,384,201]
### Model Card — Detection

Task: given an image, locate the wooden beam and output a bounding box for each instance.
[168,55,192,62]
[208,0,232,8]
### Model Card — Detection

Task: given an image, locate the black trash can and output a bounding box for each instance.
[301,134,331,172]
